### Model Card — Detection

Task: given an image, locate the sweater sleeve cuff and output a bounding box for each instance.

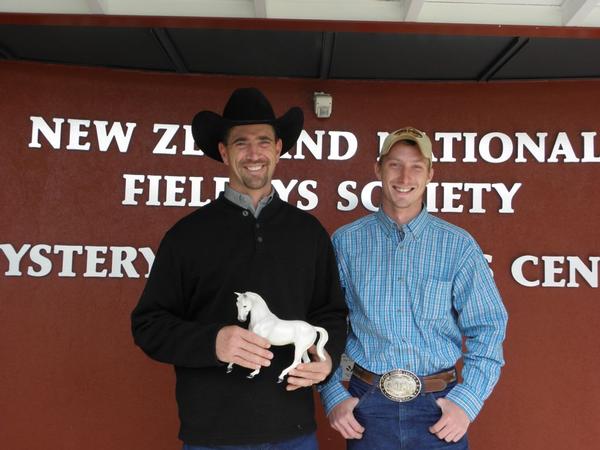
[445,384,484,422]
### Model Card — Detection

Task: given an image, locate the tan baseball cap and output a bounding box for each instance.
[379,126,433,168]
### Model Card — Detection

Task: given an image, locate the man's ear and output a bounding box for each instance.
[218,142,229,165]
[275,138,283,161]
[427,166,434,184]
[374,161,382,181]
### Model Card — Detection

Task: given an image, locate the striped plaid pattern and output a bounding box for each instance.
[319,207,508,421]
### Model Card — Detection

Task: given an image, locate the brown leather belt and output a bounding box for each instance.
[353,364,457,394]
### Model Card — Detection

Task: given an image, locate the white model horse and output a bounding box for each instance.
[227,291,329,382]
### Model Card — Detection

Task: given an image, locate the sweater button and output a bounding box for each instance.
[257,236,263,243]
[242,210,249,217]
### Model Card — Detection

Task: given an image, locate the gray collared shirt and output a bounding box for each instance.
[224,184,275,218]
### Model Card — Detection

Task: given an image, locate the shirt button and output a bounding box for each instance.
[255,223,260,229]
[257,236,263,243]
[398,277,404,282]
[242,210,249,217]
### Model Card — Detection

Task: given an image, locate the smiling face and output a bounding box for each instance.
[375,140,434,224]
[218,123,282,205]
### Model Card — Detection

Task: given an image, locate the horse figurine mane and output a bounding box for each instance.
[227,291,329,382]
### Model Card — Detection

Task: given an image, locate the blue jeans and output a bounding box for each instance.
[182,432,318,450]
[347,376,469,450]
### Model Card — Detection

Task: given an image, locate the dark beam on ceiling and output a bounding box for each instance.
[478,36,529,81]
[319,31,334,79]
[0,44,14,59]
[151,27,188,73]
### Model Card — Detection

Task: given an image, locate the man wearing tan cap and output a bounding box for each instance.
[319,127,508,449]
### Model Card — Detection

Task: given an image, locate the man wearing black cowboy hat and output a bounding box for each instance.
[131,88,347,449]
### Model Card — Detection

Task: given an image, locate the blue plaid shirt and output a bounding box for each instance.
[319,206,508,421]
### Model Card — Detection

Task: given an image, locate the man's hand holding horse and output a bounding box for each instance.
[286,346,333,391]
[216,325,273,370]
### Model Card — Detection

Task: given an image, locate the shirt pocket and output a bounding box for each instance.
[412,279,456,337]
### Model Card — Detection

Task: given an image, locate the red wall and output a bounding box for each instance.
[1,59,599,449]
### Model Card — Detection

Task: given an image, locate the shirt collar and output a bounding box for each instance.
[375,204,430,241]
[224,183,275,218]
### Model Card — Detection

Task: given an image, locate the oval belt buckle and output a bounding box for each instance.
[379,369,422,402]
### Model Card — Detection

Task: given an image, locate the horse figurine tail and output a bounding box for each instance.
[314,326,329,361]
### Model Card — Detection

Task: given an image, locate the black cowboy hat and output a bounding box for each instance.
[191,87,304,162]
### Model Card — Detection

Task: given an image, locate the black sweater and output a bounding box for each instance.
[131,194,347,445]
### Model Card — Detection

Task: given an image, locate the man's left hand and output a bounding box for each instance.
[285,346,332,391]
[429,397,471,442]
